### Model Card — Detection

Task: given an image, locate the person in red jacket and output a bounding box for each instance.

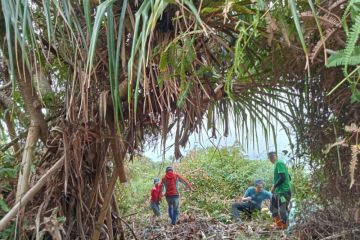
[150,178,162,217]
[161,166,193,225]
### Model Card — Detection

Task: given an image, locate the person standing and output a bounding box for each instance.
[150,178,162,218]
[161,166,193,225]
[232,180,272,221]
[268,152,292,229]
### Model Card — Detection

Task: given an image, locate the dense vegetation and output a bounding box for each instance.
[117,147,312,226]
[0,0,359,239]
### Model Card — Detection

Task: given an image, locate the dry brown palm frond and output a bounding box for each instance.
[350,144,360,188]
[264,12,279,46]
[322,138,349,154]
[345,123,360,133]
[278,21,291,47]
[300,11,341,27]
[310,28,336,63]
[329,0,348,11]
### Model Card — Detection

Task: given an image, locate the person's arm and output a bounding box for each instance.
[274,173,285,188]
[158,183,163,200]
[271,173,285,193]
[266,190,272,200]
[241,188,252,201]
[150,189,155,202]
[161,180,167,195]
[177,174,193,190]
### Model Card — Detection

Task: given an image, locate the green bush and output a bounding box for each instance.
[115,157,165,215]
[115,147,313,224]
[178,147,274,220]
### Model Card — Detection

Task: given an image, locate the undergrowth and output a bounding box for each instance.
[116,146,313,227]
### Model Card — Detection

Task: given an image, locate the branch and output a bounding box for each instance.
[118,217,139,240]
[0,112,63,153]
[0,81,11,91]
[0,156,64,231]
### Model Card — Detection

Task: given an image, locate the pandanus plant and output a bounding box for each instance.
[0,0,335,238]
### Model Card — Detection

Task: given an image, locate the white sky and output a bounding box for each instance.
[142,113,293,162]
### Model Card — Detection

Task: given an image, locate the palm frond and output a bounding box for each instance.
[289,0,310,77]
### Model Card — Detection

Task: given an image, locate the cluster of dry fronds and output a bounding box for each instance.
[292,202,360,239]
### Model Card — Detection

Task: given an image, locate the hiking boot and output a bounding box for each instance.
[271,217,288,230]
[270,216,282,228]
[277,222,288,230]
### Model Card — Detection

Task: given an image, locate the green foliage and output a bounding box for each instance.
[326,47,360,67]
[290,166,315,202]
[157,36,199,107]
[344,15,360,74]
[0,198,9,212]
[327,1,360,99]
[289,0,310,77]
[0,153,18,193]
[116,158,164,215]
[116,147,312,225]
[0,152,18,238]
[0,222,15,240]
[178,147,274,220]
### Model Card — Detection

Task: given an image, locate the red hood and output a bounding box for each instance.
[164,171,176,180]
[162,171,192,197]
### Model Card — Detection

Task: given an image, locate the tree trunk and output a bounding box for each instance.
[107,113,127,183]
[91,167,120,240]
[15,53,48,202]
[91,121,129,240]
[16,126,39,201]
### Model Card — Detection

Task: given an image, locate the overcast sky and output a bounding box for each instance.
[142,113,293,162]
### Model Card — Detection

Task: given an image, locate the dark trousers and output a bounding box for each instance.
[270,191,291,224]
[232,201,259,221]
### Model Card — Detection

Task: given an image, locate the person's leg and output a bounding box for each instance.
[150,202,159,216]
[172,197,180,225]
[247,201,260,219]
[166,197,174,221]
[154,202,161,217]
[279,192,291,225]
[232,203,241,220]
[232,202,250,221]
[271,195,280,218]
[271,195,282,227]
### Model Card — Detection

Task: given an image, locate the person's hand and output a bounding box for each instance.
[270,185,275,193]
[242,196,252,202]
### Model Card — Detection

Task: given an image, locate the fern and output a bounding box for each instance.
[341,0,360,34]
[326,46,360,67]
[344,15,360,75]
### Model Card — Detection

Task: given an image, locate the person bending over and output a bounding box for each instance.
[232,180,271,222]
